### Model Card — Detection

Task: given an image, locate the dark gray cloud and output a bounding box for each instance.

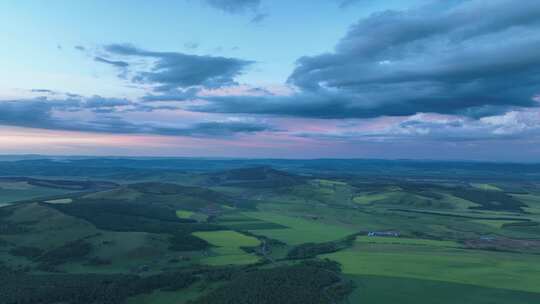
[204,0,261,14]
[0,97,269,137]
[94,56,129,68]
[58,117,271,137]
[103,43,254,92]
[84,96,132,108]
[173,121,271,137]
[74,45,86,51]
[0,99,56,129]
[195,0,540,119]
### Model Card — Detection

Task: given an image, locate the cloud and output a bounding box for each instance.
[103,43,254,92]
[0,97,270,138]
[59,117,272,137]
[94,56,129,68]
[74,45,86,51]
[0,99,57,129]
[83,95,132,108]
[173,120,272,136]
[294,110,540,143]
[195,0,540,119]
[204,0,261,14]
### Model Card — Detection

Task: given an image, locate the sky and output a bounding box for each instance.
[1,0,540,161]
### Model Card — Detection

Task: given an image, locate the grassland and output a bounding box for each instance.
[176,210,195,219]
[193,230,261,266]
[353,190,479,211]
[512,193,540,215]
[347,275,540,304]
[242,211,354,245]
[473,219,518,228]
[0,182,72,204]
[356,236,461,247]
[322,237,540,294]
[353,193,390,205]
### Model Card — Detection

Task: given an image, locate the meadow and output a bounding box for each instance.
[322,236,540,302]
[242,211,354,245]
[193,230,261,266]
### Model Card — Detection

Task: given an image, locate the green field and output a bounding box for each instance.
[353,193,390,205]
[322,237,540,294]
[193,230,261,266]
[243,211,354,245]
[356,236,461,248]
[473,219,518,229]
[0,182,72,204]
[353,191,479,210]
[176,210,195,219]
[512,193,540,215]
[347,275,540,304]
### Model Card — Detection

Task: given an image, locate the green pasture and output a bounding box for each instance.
[193,230,260,266]
[348,274,540,304]
[0,183,72,204]
[356,236,460,248]
[176,210,195,219]
[473,219,518,229]
[512,193,540,215]
[322,239,540,293]
[353,190,479,210]
[353,193,390,205]
[242,211,354,245]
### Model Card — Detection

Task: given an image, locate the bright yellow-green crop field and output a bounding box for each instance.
[193,230,261,266]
